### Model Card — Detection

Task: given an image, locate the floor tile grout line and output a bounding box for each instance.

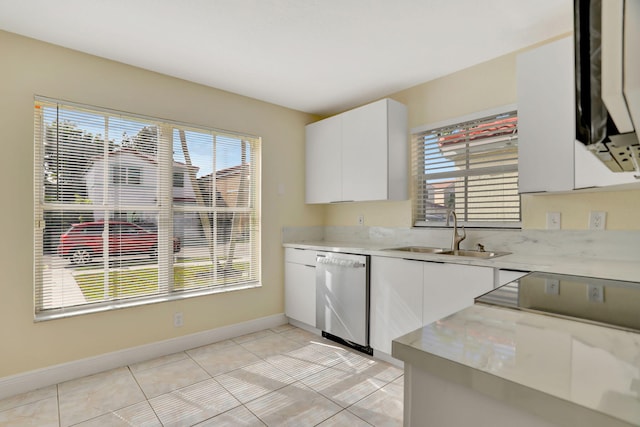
[301,370,388,413]
[128,350,191,375]
[343,407,376,427]
[0,391,54,417]
[56,383,61,427]
[125,365,164,424]
[198,342,290,427]
[0,325,403,426]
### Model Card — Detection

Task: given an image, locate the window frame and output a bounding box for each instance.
[33,96,262,321]
[411,104,521,229]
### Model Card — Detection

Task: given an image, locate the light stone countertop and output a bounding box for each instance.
[283,229,640,425]
[392,304,640,427]
[283,240,640,282]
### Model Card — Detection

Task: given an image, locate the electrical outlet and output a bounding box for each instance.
[358,215,364,226]
[545,279,560,295]
[173,312,184,327]
[546,212,561,230]
[589,211,606,230]
[587,285,604,303]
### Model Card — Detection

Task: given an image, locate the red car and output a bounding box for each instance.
[57,221,180,265]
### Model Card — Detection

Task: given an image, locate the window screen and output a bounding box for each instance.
[412,108,520,227]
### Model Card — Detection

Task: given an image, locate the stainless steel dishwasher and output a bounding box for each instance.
[315,251,372,355]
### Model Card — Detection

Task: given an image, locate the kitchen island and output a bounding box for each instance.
[392,303,640,427]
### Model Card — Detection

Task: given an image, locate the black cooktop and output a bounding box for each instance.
[475,272,640,333]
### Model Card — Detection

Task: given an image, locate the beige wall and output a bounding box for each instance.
[522,189,640,230]
[324,41,640,230]
[0,30,323,377]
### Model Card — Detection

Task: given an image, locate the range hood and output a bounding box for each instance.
[574,0,640,173]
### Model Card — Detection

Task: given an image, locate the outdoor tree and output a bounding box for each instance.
[44,120,113,202]
[122,125,158,156]
[42,120,113,251]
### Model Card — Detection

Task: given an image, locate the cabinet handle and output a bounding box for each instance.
[317,257,365,268]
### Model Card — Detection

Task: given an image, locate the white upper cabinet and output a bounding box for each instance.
[305,98,408,203]
[305,114,342,203]
[517,36,637,193]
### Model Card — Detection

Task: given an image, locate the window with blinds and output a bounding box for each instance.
[34,97,261,319]
[412,108,520,227]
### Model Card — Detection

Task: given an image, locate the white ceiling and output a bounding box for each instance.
[0,0,573,115]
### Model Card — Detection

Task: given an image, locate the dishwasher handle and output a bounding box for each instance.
[316,256,366,268]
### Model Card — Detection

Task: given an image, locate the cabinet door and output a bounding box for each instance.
[341,99,389,202]
[305,115,342,203]
[423,263,494,326]
[517,36,638,192]
[370,256,423,355]
[517,36,575,193]
[285,262,316,326]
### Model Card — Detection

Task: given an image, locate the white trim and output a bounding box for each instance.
[0,313,286,401]
[35,282,262,322]
[411,103,518,134]
[287,318,322,335]
[373,349,404,368]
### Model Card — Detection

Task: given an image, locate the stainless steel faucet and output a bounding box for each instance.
[448,210,466,251]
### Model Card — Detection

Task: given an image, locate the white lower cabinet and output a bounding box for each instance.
[370,257,424,355]
[422,263,494,326]
[284,248,316,327]
[370,256,495,356]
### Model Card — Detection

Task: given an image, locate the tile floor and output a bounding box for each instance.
[0,324,404,426]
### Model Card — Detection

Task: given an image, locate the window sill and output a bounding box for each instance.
[34,281,262,322]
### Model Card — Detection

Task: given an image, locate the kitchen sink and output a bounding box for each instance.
[383,246,448,254]
[383,247,510,259]
[440,249,510,259]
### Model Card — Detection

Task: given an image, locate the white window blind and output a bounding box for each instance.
[34,97,261,319]
[412,109,520,227]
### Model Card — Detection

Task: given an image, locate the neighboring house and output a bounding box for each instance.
[84,149,251,243]
[423,180,456,221]
[197,163,251,240]
[433,116,518,222]
[84,148,199,239]
[197,164,250,209]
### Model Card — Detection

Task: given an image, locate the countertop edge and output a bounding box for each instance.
[283,241,640,282]
[392,334,635,427]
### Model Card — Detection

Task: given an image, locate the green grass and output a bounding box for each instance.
[74,262,249,301]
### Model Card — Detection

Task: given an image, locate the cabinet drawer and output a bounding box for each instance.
[285,248,317,266]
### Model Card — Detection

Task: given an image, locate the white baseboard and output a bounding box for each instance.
[287,318,321,335]
[373,349,404,368]
[0,313,287,401]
